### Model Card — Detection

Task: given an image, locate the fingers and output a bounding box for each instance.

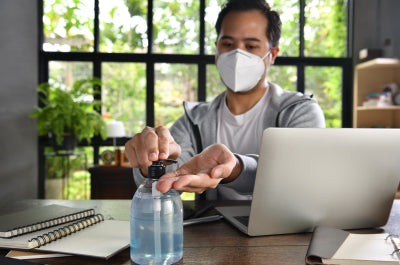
[157,173,223,194]
[124,135,147,168]
[154,126,170,160]
[124,126,181,175]
[174,174,223,193]
[155,143,237,193]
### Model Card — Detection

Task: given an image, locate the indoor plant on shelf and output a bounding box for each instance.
[29,78,108,151]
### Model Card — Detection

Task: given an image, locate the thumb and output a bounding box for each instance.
[211,164,232,179]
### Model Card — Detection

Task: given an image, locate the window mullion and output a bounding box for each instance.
[146,0,154,126]
[94,0,99,53]
[147,62,155,127]
[148,0,153,54]
[198,63,206,102]
[297,64,305,94]
[299,0,305,58]
[298,0,305,94]
[198,0,206,101]
[199,0,205,56]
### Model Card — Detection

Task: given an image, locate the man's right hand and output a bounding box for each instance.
[124,126,181,176]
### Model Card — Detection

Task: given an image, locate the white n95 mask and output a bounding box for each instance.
[216,49,271,93]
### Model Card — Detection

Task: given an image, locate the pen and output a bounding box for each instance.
[387,234,400,258]
[183,215,223,226]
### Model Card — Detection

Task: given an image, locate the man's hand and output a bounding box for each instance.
[156,143,242,194]
[124,126,181,176]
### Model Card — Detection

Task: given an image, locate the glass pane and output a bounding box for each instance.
[99,0,147,53]
[304,0,347,57]
[102,62,146,136]
[269,0,300,57]
[206,64,225,102]
[268,65,297,92]
[44,146,92,200]
[153,0,199,54]
[205,0,225,55]
[155,63,198,127]
[305,66,342,128]
[43,0,94,52]
[49,61,93,88]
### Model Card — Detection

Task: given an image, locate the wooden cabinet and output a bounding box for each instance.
[353,58,400,128]
[89,166,137,199]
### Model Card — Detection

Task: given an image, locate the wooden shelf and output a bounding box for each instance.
[356,58,400,70]
[356,106,400,111]
[353,58,400,128]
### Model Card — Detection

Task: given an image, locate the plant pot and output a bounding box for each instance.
[51,132,77,152]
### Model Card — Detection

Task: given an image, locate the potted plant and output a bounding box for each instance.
[29,78,108,151]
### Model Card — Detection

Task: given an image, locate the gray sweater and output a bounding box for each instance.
[133,82,326,200]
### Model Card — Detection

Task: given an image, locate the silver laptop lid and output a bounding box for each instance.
[247,128,400,236]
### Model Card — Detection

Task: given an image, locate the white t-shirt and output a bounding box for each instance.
[217,89,271,155]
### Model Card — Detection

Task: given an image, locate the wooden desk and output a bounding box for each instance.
[1,199,400,265]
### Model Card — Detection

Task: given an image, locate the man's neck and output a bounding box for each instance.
[225,82,268,115]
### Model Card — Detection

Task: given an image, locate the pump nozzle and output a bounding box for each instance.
[148,160,178,179]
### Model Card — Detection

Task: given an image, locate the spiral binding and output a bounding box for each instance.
[28,214,104,248]
[9,208,96,237]
[386,234,400,255]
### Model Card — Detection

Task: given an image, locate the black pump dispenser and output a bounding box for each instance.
[148,160,177,179]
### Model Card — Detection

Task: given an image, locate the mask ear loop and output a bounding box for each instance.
[261,48,272,60]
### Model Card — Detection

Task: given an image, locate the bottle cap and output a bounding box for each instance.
[148,160,177,179]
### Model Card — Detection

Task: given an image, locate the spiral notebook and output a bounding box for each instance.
[0,205,95,238]
[0,205,129,259]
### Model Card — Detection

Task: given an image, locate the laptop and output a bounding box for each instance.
[216,128,400,236]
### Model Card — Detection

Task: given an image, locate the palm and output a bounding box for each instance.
[157,143,236,193]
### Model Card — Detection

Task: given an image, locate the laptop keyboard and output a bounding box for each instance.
[234,215,249,227]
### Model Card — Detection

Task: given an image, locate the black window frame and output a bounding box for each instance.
[37,0,354,198]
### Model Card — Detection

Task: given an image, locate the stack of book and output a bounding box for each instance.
[0,204,129,260]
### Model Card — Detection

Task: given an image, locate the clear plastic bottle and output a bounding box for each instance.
[130,160,183,265]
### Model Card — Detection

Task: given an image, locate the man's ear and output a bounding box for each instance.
[270,46,280,64]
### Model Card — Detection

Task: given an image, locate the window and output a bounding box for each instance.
[39,0,353,197]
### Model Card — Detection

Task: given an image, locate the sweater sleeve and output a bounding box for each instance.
[170,114,198,165]
[220,153,259,194]
[133,167,146,187]
[278,99,326,128]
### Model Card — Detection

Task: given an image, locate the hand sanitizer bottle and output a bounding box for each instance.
[130,160,183,265]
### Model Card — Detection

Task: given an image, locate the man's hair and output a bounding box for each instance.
[215,0,282,47]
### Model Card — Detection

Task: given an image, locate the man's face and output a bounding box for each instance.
[215,10,279,80]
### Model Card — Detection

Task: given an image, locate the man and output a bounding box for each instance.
[125,0,325,200]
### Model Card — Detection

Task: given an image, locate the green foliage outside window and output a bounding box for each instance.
[43,0,94,52]
[153,0,200,54]
[99,0,147,53]
[304,0,347,57]
[102,62,147,136]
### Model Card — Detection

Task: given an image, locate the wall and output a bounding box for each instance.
[353,0,400,65]
[0,0,38,206]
